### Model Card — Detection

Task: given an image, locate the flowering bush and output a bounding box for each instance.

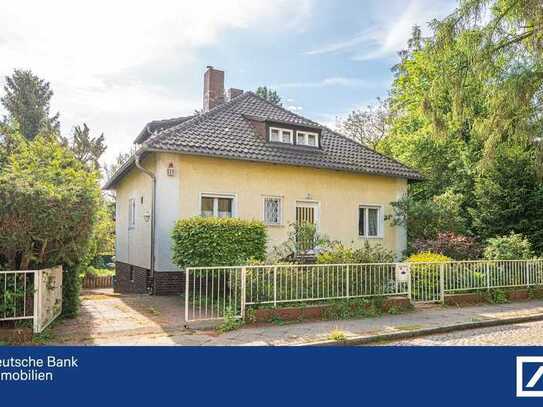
[316,241,395,264]
[411,232,483,260]
[407,252,451,263]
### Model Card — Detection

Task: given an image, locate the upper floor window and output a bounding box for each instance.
[201,194,235,218]
[296,131,319,147]
[128,198,136,229]
[269,127,293,144]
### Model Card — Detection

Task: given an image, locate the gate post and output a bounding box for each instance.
[439,264,445,304]
[273,266,277,308]
[240,267,246,319]
[32,269,41,334]
[184,268,189,324]
[407,264,412,303]
[346,264,350,298]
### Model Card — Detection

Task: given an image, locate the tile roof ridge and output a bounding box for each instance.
[145,91,251,147]
[247,91,322,127]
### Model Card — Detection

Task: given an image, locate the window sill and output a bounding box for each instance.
[358,235,384,240]
[265,223,284,228]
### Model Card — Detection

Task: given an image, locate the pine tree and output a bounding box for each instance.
[1,69,60,140]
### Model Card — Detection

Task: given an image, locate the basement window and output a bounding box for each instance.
[269,127,293,144]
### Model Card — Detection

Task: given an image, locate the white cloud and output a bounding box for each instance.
[0,0,312,164]
[305,0,456,61]
[276,76,377,89]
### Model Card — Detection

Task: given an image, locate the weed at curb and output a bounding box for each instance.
[328,329,346,342]
[216,307,243,333]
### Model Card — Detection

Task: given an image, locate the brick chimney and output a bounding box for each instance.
[203,66,225,112]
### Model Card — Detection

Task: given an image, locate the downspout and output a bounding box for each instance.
[135,152,157,295]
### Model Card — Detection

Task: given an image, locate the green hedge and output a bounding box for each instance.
[171,217,267,268]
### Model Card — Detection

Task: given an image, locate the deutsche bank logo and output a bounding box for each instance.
[517,357,543,397]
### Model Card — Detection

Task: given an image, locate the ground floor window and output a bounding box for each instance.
[201,194,235,218]
[263,196,282,225]
[358,205,382,237]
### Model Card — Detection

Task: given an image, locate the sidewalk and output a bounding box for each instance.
[50,293,543,345]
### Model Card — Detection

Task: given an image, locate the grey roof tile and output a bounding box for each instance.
[145,91,422,180]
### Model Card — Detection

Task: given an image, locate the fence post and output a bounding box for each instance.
[407,263,412,303]
[184,268,189,324]
[439,263,445,304]
[527,261,531,287]
[240,267,246,319]
[346,264,350,298]
[273,266,277,308]
[32,270,40,334]
[486,262,490,290]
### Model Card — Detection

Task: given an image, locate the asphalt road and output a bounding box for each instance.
[378,319,543,346]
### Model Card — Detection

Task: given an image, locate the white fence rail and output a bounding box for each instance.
[0,266,63,333]
[185,260,543,323]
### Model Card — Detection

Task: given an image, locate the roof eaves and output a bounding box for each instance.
[144,146,422,180]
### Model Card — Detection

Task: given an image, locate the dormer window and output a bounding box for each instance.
[269,127,293,144]
[296,131,319,147]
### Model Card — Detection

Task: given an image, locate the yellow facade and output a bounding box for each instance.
[176,154,407,253]
[115,152,408,269]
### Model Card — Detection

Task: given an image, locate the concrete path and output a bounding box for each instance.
[49,290,543,346]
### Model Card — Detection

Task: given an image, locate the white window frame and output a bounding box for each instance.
[296,130,319,147]
[128,198,136,230]
[262,196,283,226]
[269,127,293,144]
[199,192,237,218]
[358,204,384,239]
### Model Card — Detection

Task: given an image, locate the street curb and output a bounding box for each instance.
[291,312,543,346]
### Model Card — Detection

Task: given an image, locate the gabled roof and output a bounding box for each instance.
[104,91,421,189]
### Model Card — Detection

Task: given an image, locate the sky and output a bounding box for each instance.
[0,0,457,165]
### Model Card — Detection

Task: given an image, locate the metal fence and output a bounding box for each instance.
[184,259,543,323]
[0,266,63,333]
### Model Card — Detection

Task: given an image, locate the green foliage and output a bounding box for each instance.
[328,329,346,342]
[470,143,543,253]
[483,233,535,260]
[216,307,243,333]
[381,1,543,254]
[0,135,100,317]
[483,289,509,305]
[407,252,451,263]
[316,241,395,264]
[171,217,266,268]
[61,123,106,170]
[412,232,483,260]
[321,297,412,320]
[339,97,389,150]
[1,69,60,140]
[390,191,466,241]
[270,222,333,262]
[255,86,282,106]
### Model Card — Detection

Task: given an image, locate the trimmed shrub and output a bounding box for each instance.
[411,232,483,260]
[483,232,535,260]
[171,217,266,267]
[0,135,100,317]
[407,252,451,263]
[316,241,395,264]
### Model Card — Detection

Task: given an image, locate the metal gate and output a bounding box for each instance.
[184,266,244,323]
[409,263,444,303]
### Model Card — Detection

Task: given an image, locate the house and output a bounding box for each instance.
[104,66,422,295]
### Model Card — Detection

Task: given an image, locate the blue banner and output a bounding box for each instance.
[1,346,543,405]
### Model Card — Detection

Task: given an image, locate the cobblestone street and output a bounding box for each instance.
[379,319,543,346]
